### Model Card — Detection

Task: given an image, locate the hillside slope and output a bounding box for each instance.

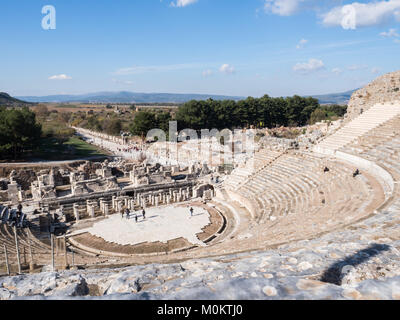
[346,70,400,121]
[0,92,32,106]
[310,90,355,105]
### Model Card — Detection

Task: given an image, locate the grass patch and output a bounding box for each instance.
[31,136,109,161]
[65,136,107,157]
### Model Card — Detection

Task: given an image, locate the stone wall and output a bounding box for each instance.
[346,70,400,122]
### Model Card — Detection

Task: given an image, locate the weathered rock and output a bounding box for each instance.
[346,70,400,121]
[262,286,277,297]
[0,288,12,300]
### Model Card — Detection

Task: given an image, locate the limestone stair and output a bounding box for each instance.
[314,103,400,154]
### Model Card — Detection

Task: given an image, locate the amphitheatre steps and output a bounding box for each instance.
[314,103,400,154]
[219,147,383,252]
[0,216,106,273]
[338,114,400,185]
[223,149,284,190]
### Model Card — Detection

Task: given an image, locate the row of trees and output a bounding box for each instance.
[68,112,124,136]
[0,107,42,160]
[175,95,321,131]
[130,111,172,137]
[309,104,348,125]
[127,96,348,138]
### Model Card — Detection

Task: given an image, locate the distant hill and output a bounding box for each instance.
[309,90,355,105]
[0,92,32,106]
[17,89,356,105]
[17,91,245,104]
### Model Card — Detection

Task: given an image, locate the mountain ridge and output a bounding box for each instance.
[17,92,244,104]
[0,92,33,106]
[16,89,355,105]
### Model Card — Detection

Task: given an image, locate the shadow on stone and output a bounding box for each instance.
[320,243,390,285]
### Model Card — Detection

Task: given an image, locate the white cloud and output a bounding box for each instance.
[322,0,400,29]
[380,28,399,37]
[264,0,304,16]
[332,68,343,75]
[48,74,72,80]
[293,58,324,74]
[170,0,198,7]
[219,64,236,74]
[296,38,308,49]
[202,69,214,77]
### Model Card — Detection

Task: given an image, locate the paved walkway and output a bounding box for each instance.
[84,205,210,246]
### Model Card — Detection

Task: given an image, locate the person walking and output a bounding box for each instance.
[190,207,194,217]
[142,209,146,220]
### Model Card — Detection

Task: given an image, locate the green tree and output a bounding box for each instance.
[104,118,122,135]
[0,107,42,159]
[86,116,102,131]
[130,111,157,138]
[174,95,321,131]
[176,100,208,131]
[156,112,172,133]
[309,108,328,125]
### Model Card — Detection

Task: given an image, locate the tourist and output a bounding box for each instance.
[142,209,146,220]
[135,214,138,223]
[10,210,17,227]
[353,169,360,178]
[190,207,194,217]
[125,208,130,219]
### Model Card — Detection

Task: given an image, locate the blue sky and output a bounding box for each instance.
[0,0,399,97]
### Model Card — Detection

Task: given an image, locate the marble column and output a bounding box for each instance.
[73,204,80,221]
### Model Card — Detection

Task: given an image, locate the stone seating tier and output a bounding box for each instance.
[314,103,400,154]
[222,150,375,230]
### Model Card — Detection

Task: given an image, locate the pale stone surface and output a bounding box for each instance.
[263,286,277,297]
[84,205,210,246]
[298,262,313,271]
[342,289,362,300]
